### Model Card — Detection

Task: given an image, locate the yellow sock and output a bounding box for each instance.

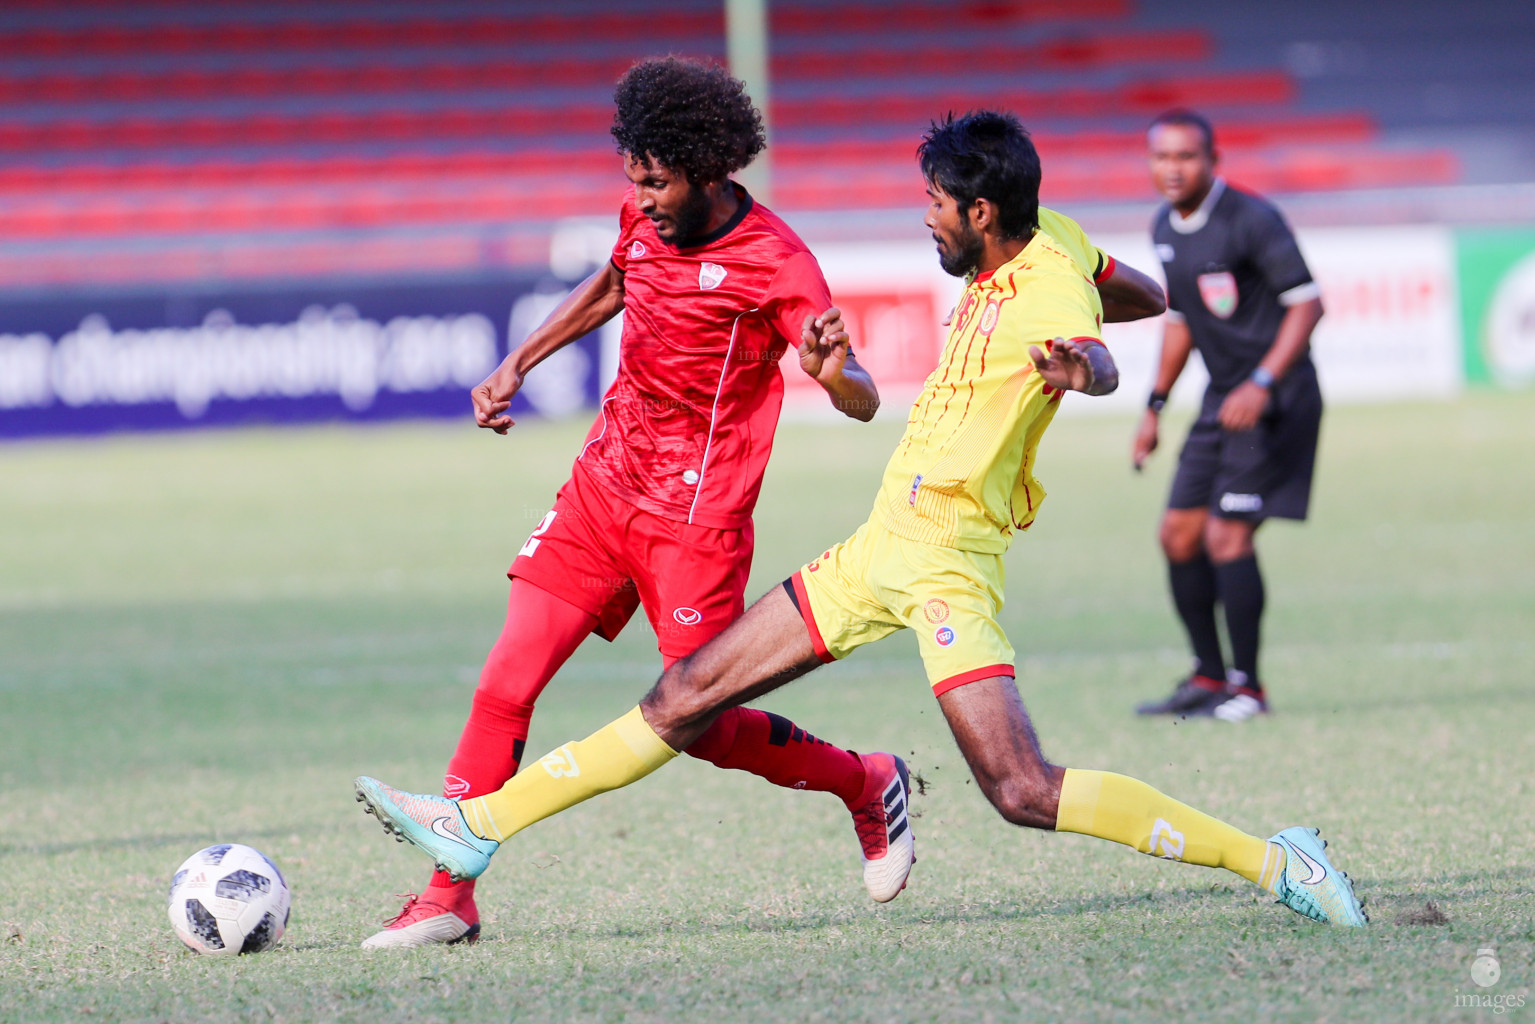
[460,706,678,843]
[1056,769,1286,893]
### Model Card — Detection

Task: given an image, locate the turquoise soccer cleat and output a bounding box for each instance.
[1270,826,1368,926]
[354,776,499,882]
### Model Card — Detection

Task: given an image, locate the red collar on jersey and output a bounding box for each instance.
[974,269,997,284]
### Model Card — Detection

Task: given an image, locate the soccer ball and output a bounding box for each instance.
[167,843,291,955]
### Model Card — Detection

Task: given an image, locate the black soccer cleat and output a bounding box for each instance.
[1135,676,1229,716]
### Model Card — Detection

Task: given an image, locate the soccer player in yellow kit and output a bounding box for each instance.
[356,111,1367,927]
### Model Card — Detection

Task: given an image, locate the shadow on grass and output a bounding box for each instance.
[462,867,1535,948]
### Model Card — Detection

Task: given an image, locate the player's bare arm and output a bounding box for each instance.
[1028,337,1119,397]
[472,262,627,433]
[799,306,880,421]
[1217,296,1323,432]
[1098,258,1167,323]
[1132,318,1195,470]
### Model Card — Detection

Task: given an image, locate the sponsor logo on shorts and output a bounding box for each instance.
[698,262,728,290]
[673,607,702,625]
[908,474,922,507]
[629,240,647,259]
[923,599,949,624]
[934,625,956,647]
[1219,492,1263,513]
[1198,270,1238,319]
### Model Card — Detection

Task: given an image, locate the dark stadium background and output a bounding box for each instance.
[1,0,1532,438]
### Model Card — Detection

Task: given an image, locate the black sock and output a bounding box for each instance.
[1169,553,1225,682]
[1214,554,1265,692]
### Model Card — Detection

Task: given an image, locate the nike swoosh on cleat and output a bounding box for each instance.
[1285,839,1328,885]
[429,816,480,851]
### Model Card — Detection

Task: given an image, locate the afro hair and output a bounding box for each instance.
[612,57,766,185]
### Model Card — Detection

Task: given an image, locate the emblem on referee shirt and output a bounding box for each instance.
[630,241,647,259]
[699,262,728,290]
[1197,271,1238,319]
[923,599,949,624]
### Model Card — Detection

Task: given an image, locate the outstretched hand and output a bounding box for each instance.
[471,363,526,434]
[1029,337,1098,394]
[799,306,851,381]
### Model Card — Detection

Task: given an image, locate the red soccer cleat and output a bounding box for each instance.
[360,891,480,949]
[850,753,916,902]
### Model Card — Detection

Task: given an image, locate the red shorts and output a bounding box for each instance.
[509,461,754,660]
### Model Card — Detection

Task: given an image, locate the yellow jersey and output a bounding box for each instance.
[1037,207,1111,285]
[872,227,1105,553]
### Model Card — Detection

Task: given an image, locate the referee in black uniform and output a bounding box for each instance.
[1132,109,1324,721]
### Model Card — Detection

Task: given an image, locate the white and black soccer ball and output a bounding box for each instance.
[167,843,290,955]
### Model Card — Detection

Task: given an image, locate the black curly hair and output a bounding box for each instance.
[918,110,1041,242]
[611,57,765,185]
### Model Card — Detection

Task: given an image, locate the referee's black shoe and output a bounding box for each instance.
[1135,675,1228,716]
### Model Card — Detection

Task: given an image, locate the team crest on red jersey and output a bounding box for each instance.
[1197,271,1238,319]
[629,240,647,259]
[699,262,728,290]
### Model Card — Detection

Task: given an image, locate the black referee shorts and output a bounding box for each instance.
[1167,359,1322,523]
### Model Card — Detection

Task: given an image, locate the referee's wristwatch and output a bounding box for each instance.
[1147,391,1168,414]
[1249,366,1275,389]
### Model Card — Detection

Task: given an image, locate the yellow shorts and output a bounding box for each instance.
[787,519,1015,695]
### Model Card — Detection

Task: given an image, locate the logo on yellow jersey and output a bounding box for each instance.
[923,599,949,623]
[979,300,1000,335]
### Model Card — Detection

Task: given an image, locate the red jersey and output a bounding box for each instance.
[576,184,833,529]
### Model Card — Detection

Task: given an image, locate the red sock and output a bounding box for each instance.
[426,581,597,897]
[685,706,867,808]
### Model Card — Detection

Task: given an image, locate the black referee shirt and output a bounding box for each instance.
[1152,178,1319,393]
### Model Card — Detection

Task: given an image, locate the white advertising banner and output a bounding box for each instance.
[797,225,1462,416]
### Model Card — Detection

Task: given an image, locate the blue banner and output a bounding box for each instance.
[0,276,602,438]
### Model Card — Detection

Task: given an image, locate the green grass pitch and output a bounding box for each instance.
[2,394,1532,1022]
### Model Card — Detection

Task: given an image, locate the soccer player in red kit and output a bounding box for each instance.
[361,58,909,948]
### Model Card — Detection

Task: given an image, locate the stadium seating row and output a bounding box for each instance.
[1,70,1299,154]
[0,30,1212,104]
[0,113,1379,195]
[0,147,1457,239]
[0,0,1468,286]
[0,1,1133,58]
